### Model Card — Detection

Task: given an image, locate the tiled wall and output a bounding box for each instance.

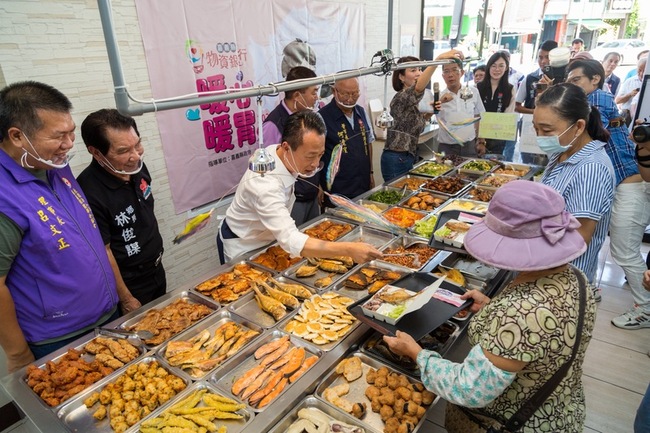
[0,0,400,290]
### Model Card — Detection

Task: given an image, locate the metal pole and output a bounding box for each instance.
[387,0,393,50]
[98,0,452,116]
[478,0,489,59]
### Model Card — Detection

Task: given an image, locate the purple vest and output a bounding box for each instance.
[0,150,118,343]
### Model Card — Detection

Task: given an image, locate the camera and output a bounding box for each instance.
[543,47,571,84]
[633,122,650,144]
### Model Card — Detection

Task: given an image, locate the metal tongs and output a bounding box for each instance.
[95,327,154,346]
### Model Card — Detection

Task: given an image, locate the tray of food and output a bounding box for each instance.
[301,217,356,241]
[439,252,501,282]
[381,207,426,229]
[193,262,273,305]
[281,292,359,350]
[267,395,369,433]
[477,173,518,189]
[387,175,428,192]
[347,273,470,340]
[463,186,495,202]
[409,161,453,177]
[227,277,315,328]
[457,158,497,174]
[283,256,356,291]
[333,261,409,301]
[429,210,484,254]
[361,321,460,378]
[338,225,396,249]
[363,187,410,206]
[409,213,438,239]
[315,353,438,433]
[421,175,471,197]
[436,198,489,215]
[157,310,263,380]
[397,190,447,212]
[23,334,146,409]
[431,266,488,293]
[210,331,319,412]
[137,381,253,433]
[328,200,394,227]
[118,292,218,348]
[492,163,532,178]
[437,153,468,167]
[378,237,439,271]
[56,356,189,433]
[447,168,486,183]
[248,245,302,273]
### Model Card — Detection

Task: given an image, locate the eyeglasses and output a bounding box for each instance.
[442,69,461,75]
[490,64,507,69]
[334,89,360,100]
[568,75,585,84]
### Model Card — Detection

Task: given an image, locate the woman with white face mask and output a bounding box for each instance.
[534,83,615,291]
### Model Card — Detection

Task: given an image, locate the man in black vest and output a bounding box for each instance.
[262,66,321,226]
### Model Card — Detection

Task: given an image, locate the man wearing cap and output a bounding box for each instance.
[384,180,596,433]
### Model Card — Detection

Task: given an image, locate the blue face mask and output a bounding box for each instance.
[536,123,577,155]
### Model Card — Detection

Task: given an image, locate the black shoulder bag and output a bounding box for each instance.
[460,266,587,433]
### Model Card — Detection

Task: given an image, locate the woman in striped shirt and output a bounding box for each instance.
[534,83,615,292]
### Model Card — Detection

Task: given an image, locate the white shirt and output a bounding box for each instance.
[437,86,485,144]
[222,144,309,261]
[616,75,642,111]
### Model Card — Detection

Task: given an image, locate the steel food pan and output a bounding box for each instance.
[436,198,489,215]
[397,189,447,213]
[492,162,533,178]
[421,176,472,198]
[283,258,354,292]
[409,160,454,177]
[278,291,360,352]
[462,185,495,203]
[247,244,303,273]
[20,333,147,411]
[227,277,314,329]
[378,236,441,271]
[439,252,500,281]
[157,310,264,380]
[136,380,253,433]
[407,212,439,240]
[210,330,321,413]
[381,206,427,230]
[332,260,411,301]
[457,158,498,175]
[361,321,460,378]
[338,225,396,249]
[300,216,357,241]
[358,186,411,206]
[477,173,519,189]
[117,291,219,350]
[267,395,370,433]
[387,174,429,192]
[315,352,439,433]
[192,261,275,305]
[447,168,486,184]
[56,355,191,433]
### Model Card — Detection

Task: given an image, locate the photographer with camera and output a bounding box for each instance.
[566,60,650,318]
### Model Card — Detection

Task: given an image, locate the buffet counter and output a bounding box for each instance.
[1,156,531,433]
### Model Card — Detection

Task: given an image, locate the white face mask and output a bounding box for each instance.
[97,152,144,176]
[284,146,323,178]
[536,122,578,155]
[296,92,319,112]
[20,132,75,169]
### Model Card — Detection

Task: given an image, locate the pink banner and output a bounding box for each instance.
[135,0,364,213]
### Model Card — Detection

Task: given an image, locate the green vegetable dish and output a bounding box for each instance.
[413,215,438,238]
[462,160,493,172]
[387,304,406,319]
[367,189,404,204]
[411,162,450,176]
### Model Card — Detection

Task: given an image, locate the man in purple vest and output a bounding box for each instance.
[0,82,122,372]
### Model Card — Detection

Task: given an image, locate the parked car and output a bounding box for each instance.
[589,39,647,65]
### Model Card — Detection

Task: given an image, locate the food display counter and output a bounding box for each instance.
[1,156,531,433]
